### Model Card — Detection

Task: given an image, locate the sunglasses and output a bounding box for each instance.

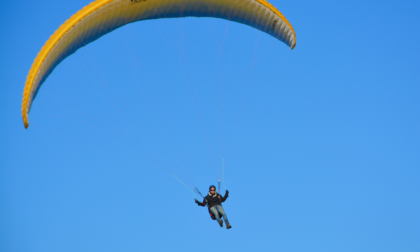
[210,189,216,191]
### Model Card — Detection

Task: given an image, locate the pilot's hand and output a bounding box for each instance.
[226,190,229,194]
[195,199,200,204]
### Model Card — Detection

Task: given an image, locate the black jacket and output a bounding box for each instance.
[197,192,228,209]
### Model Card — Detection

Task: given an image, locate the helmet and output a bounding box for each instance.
[209,185,216,191]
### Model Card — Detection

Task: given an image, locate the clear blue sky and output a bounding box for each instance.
[1,0,419,251]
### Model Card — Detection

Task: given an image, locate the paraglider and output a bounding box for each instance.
[21,0,296,228]
[195,185,231,229]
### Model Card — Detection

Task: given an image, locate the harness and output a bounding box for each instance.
[205,193,222,220]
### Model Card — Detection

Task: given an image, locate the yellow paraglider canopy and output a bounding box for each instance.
[22,0,296,128]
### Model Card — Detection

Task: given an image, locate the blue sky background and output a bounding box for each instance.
[1,0,419,251]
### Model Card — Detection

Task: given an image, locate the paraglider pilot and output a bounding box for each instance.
[195,185,231,229]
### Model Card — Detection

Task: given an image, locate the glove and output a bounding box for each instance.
[226,190,229,195]
[195,199,200,204]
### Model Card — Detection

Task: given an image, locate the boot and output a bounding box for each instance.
[218,220,223,227]
[226,222,232,229]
